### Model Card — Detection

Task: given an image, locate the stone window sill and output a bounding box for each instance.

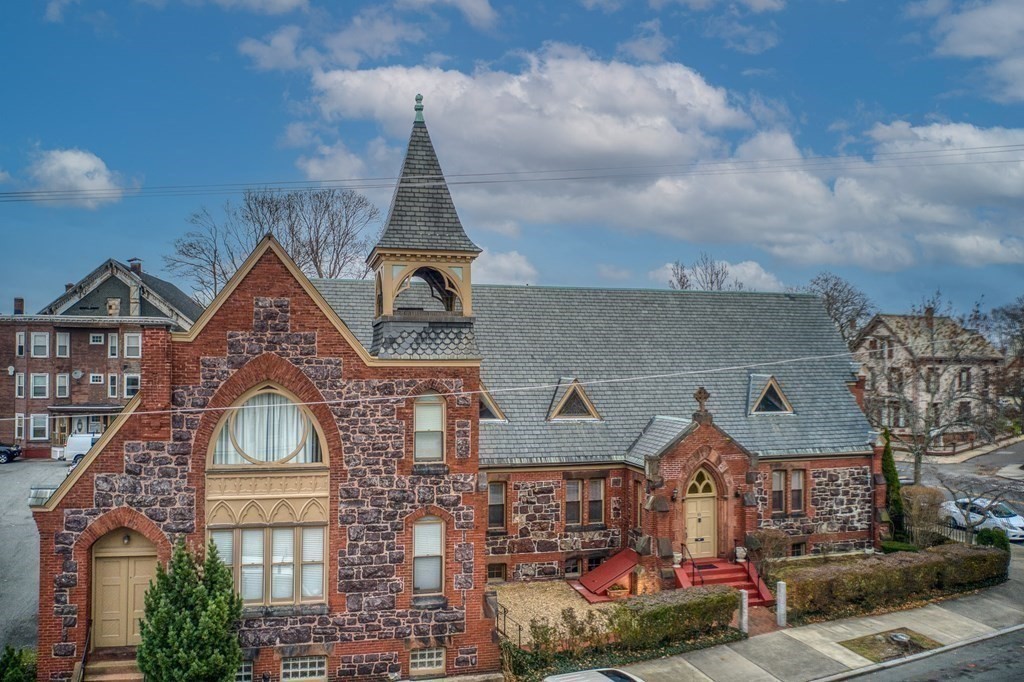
[411,595,449,610]
[241,602,328,618]
[412,463,449,476]
[486,528,508,538]
[565,523,607,533]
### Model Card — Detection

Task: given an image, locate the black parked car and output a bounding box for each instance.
[0,443,22,464]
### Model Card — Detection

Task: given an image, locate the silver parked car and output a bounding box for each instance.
[544,670,645,682]
[940,497,1024,542]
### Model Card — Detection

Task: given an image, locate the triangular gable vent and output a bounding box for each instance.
[549,380,601,420]
[753,377,793,414]
[479,384,506,422]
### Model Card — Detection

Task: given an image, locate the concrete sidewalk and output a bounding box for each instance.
[621,545,1024,682]
[890,435,1024,465]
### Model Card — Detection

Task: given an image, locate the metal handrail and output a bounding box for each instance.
[495,603,525,648]
[680,544,705,586]
[78,619,92,682]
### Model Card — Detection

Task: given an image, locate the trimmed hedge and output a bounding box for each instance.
[609,585,737,649]
[784,545,1008,620]
[880,540,919,554]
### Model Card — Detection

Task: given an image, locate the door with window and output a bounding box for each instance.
[92,529,157,649]
[684,469,718,559]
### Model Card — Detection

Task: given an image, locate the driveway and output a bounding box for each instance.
[0,458,69,648]
[897,439,1024,513]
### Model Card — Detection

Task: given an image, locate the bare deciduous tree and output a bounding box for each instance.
[666,252,743,291]
[992,296,1024,432]
[165,188,382,304]
[800,271,874,347]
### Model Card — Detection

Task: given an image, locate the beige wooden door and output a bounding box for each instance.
[93,555,156,648]
[685,496,717,558]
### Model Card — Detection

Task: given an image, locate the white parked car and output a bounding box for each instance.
[544,670,644,682]
[940,498,1024,542]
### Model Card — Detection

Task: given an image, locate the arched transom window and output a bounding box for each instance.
[687,469,715,496]
[212,386,324,466]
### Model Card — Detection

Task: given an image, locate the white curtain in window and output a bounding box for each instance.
[213,392,321,465]
[271,528,295,600]
[240,529,264,601]
[301,527,324,599]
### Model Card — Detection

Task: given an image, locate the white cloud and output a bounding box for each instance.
[0,169,10,184]
[924,0,1024,101]
[289,45,1024,270]
[652,0,785,13]
[597,264,632,281]
[44,0,79,22]
[239,25,314,71]
[474,249,538,284]
[397,0,499,30]
[26,148,126,209]
[295,141,368,182]
[580,0,623,12]
[210,0,307,13]
[917,232,1024,265]
[617,19,672,63]
[323,9,426,68]
[705,16,779,54]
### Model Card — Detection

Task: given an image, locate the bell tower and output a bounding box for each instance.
[367,95,482,359]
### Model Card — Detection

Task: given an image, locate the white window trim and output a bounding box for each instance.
[14,414,24,441]
[30,332,49,358]
[412,516,445,596]
[56,332,70,358]
[29,414,49,441]
[15,332,25,357]
[30,373,49,399]
[108,333,118,359]
[15,373,25,399]
[413,392,445,463]
[56,374,70,399]
[124,333,142,359]
[89,333,104,345]
[89,373,104,385]
[124,373,140,398]
[108,374,119,399]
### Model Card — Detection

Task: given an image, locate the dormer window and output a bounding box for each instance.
[549,380,600,421]
[212,387,323,466]
[752,377,793,414]
[479,384,506,422]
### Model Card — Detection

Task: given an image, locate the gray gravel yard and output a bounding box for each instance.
[0,458,69,648]
[493,580,618,645]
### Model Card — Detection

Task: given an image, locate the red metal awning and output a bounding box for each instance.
[579,548,639,595]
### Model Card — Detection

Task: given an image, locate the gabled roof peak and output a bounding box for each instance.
[371,95,481,256]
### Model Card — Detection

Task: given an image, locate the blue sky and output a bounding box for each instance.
[2,0,1023,316]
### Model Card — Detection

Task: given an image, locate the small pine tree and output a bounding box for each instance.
[881,429,904,533]
[137,539,243,682]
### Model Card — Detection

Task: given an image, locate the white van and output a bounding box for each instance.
[64,433,100,461]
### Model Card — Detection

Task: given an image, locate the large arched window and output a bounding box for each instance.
[211,386,324,466]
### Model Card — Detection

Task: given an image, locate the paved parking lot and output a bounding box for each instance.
[0,458,69,648]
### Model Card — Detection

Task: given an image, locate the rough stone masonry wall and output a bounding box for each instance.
[36,278,494,681]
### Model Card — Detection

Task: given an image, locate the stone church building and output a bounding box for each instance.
[32,97,882,681]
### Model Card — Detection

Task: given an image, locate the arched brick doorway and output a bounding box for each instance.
[683,468,718,559]
[91,528,157,650]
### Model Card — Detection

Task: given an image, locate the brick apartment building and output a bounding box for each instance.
[1,260,201,457]
[32,98,881,681]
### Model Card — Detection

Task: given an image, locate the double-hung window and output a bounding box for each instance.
[790,470,805,512]
[30,332,49,358]
[488,482,506,529]
[588,479,604,523]
[56,374,69,399]
[30,414,48,441]
[108,374,119,399]
[108,333,118,358]
[212,526,325,605]
[565,480,581,525]
[15,373,25,399]
[15,332,25,357]
[124,374,140,398]
[56,332,70,358]
[413,516,443,595]
[635,480,644,528]
[771,470,786,512]
[31,374,49,399]
[14,414,24,441]
[124,333,142,359]
[413,393,444,462]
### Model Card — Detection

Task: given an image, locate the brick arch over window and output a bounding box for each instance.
[74,506,173,565]
[677,446,733,504]
[192,352,343,470]
[397,505,459,609]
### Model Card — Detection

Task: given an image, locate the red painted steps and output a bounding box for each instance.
[675,562,774,608]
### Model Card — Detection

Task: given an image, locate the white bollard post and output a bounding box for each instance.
[776,581,787,628]
[740,589,749,634]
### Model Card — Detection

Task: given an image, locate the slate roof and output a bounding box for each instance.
[626,416,694,466]
[372,110,481,255]
[371,314,480,360]
[127,265,205,323]
[314,279,875,467]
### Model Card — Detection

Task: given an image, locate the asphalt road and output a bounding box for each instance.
[854,627,1024,681]
[897,439,1024,513]
[0,458,69,649]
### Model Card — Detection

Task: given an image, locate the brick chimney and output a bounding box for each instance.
[128,258,143,276]
[13,298,24,315]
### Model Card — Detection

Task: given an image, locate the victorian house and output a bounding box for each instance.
[32,97,881,681]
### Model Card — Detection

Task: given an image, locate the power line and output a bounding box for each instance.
[2,143,1023,203]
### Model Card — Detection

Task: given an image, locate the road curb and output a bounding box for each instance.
[810,622,1024,681]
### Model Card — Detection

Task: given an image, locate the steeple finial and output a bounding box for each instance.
[414,94,424,123]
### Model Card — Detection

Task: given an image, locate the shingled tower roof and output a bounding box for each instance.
[373,95,481,254]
